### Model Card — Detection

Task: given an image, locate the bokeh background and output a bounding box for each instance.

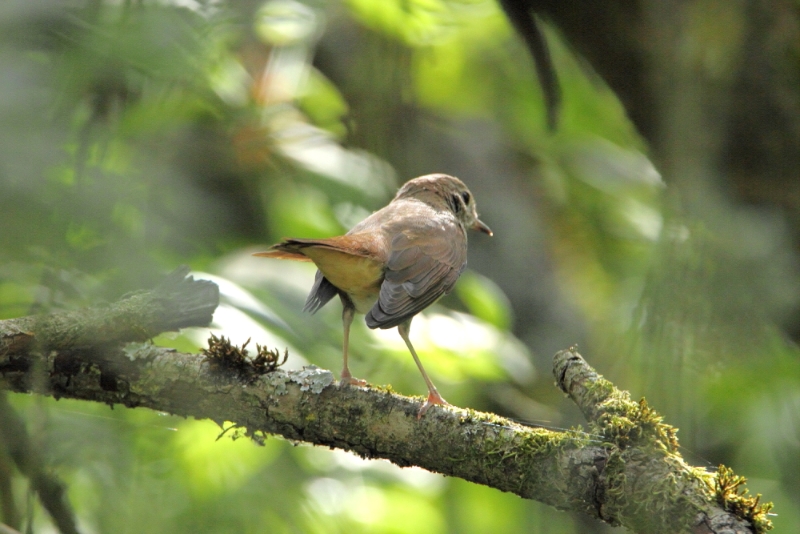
[1,0,799,532]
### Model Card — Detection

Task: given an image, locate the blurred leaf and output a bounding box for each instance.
[267,181,344,238]
[172,419,282,499]
[298,69,349,139]
[345,0,453,46]
[455,270,512,330]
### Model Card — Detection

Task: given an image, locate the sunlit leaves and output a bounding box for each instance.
[172,419,282,499]
[298,70,350,139]
[255,0,321,46]
[345,0,455,46]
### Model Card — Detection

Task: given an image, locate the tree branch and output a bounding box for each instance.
[0,265,219,358]
[0,273,772,534]
[553,350,771,534]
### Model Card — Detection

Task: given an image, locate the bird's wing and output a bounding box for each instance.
[365,218,466,329]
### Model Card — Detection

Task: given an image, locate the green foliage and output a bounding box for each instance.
[455,271,512,330]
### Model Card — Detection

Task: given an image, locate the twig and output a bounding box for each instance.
[0,393,79,534]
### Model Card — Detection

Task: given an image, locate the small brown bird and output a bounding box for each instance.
[254,173,492,416]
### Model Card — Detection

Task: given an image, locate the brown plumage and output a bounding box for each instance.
[254,173,492,416]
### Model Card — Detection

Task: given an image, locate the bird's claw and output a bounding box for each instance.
[339,371,367,387]
[416,391,449,419]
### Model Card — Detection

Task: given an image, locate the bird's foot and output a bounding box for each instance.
[416,390,449,419]
[339,369,368,387]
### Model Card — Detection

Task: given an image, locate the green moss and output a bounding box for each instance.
[458,407,515,427]
[600,451,626,527]
[715,465,774,533]
[475,418,590,498]
[582,374,617,407]
[371,383,397,394]
[576,376,707,531]
[589,392,678,453]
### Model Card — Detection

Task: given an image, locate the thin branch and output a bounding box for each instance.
[0,429,21,530]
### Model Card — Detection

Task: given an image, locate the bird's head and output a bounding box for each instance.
[395,173,493,236]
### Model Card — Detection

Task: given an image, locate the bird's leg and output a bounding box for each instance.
[339,296,367,386]
[397,320,449,418]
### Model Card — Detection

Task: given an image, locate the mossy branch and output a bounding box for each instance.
[554,348,773,533]
[0,276,772,534]
[0,265,219,358]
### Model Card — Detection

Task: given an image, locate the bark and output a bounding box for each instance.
[0,271,771,533]
[0,265,219,358]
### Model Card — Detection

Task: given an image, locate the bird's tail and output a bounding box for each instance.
[252,239,320,261]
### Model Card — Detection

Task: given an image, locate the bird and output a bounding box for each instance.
[254,173,492,416]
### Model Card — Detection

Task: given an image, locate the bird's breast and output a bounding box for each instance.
[349,291,381,314]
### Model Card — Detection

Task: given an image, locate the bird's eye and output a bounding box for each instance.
[461,191,471,205]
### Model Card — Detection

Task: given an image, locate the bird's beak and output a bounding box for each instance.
[472,219,493,236]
